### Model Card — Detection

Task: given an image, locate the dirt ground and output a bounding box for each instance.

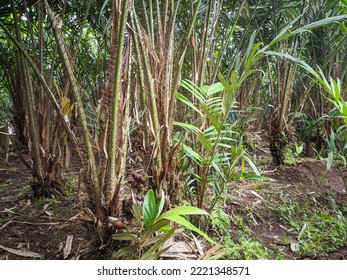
[224,159,347,260]
[0,155,346,260]
[0,155,101,260]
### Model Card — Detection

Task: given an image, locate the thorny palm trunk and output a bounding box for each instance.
[12,1,45,185]
[45,0,131,220]
[106,0,130,216]
[44,0,107,221]
[268,57,297,166]
[0,20,84,169]
[131,0,202,200]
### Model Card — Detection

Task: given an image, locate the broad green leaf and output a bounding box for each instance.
[219,73,234,97]
[112,233,138,241]
[294,15,347,34]
[182,144,203,165]
[260,14,302,52]
[158,206,209,218]
[230,70,239,93]
[231,144,243,156]
[201,82,224,96]
[318,213,333,221]
[247,42,263,69]
[158,212,215,244]
[141,228,182,247]
[329,77,340,102]
[112,245,138,259]
[239,69,257,84]
[144,246,172,260]
[243,154,261,176]
[222,92,231,116]
[141,228,176,260]
[229,153,243,172]
[176,92,203,116]
[180,80,206,104]
[211,160,226,183]
[198,133,212,153]
[142,219,171,241]
[237,144,243,154]
[157,190,165,218]
[244,31,257,66]
[201,104,222,132]
[174,121,202,135]
[143,190,159,228]
[264,51,320,80]
[327,151,334,171]
[317,67,331,91]
[295,142,304,155]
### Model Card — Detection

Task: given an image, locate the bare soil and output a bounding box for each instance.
[0,156,101,260]
[0,155,346,260]
[225,159,346,260]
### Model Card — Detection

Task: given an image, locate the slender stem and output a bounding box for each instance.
[44,0,106,220]
[0,21,85,167]
[11,0,45,184]
[133,9,162,178]
[130,14,150,169]
[106,0,129,209]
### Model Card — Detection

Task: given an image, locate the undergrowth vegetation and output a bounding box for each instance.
[0,0,346,260]
[269,190,347,257]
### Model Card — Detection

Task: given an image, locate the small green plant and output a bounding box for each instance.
[284,148,296,165]
[283,142,303,165]
[175,79,262,213]
[222,235,270,260]
[210,209,271,260]
[210,205,231,235]
[63,176,78,197]
[269,191,347,257]
[231,215,252,235]
[294,142,304,156]
[50,195,60,205]
[112,189,214,259]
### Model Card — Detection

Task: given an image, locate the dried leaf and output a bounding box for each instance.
[297,223,307,240]
[0,244,42,258]
[290,241,300,252]
[21,199,31,211]
[63,235,73,259]
[58,242,64,251]
[249,190,264,200]
[191,234,204,256]
[200,245,227,260]
[68,214,80,221]
[0,220,12,230]
[140,27,159,62]
[2,207,17,214]
[79,207,96,223]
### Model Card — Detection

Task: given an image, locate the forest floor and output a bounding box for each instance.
[0,152,346,260]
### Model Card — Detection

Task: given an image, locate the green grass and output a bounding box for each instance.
[269,190,347,257]
[211,206,270,259]
[211,185,346,259]
[223,235,271,259]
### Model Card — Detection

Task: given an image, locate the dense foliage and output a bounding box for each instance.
[0,0,346,258]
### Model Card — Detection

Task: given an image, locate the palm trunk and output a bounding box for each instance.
[44,0,107,221]
[12,0,45,185]
[106,0,130,215]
